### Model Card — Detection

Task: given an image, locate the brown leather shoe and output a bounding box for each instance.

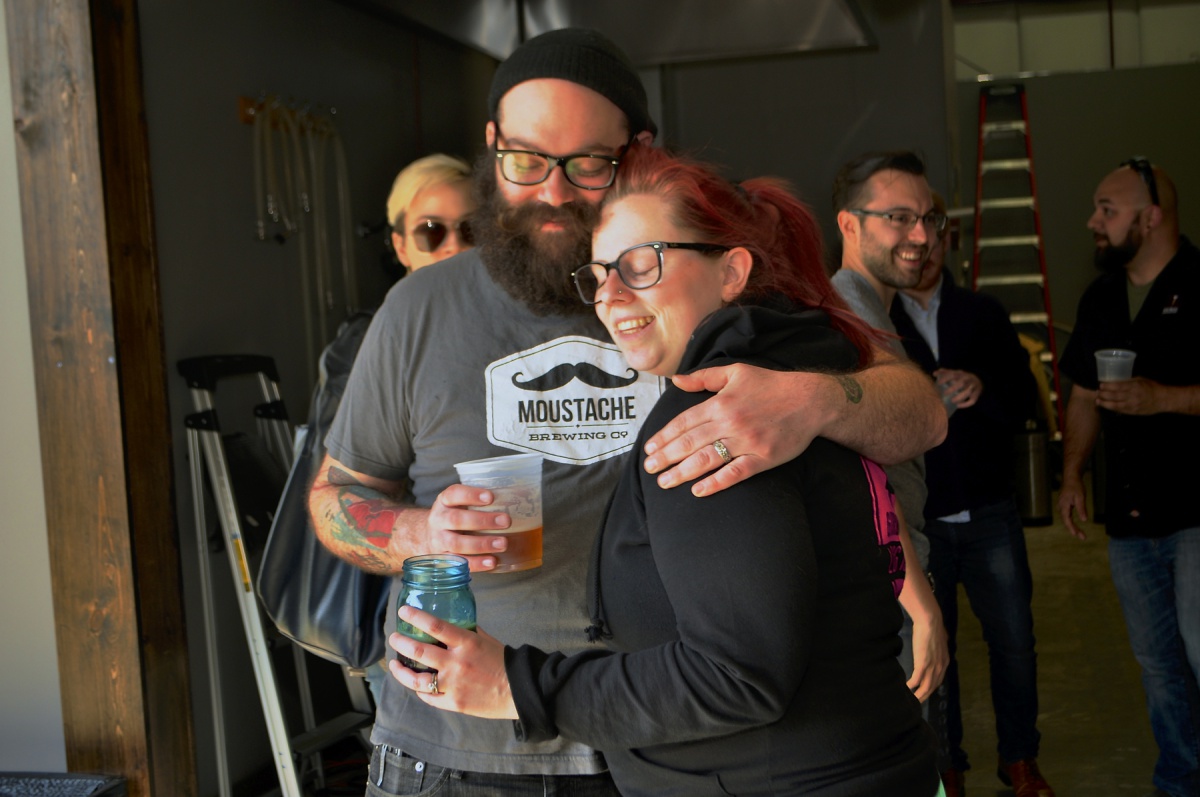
[941,768,965,797]
[997,757,1055,797]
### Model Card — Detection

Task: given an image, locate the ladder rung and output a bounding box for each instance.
[984,84,1022,98]
[978,235,1041,248]
[291,711,374,756]
[981,158,1032,173]
[1010,312,1050,324]
[979,196,1036,211]
[976,274,1045,287]
[982,120,1027,136]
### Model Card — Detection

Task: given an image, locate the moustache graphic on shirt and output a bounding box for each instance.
[511,362,641,392]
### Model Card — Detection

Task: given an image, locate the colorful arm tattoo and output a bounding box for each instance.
[327,466,398,550]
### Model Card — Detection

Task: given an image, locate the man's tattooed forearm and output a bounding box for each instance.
[335,491,396,549]
[324,465,405,553]
[327,465,361,486]
[346,548,389,573]
[836,375,864,404]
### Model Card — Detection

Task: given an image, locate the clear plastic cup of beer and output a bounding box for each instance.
[453,453,543,572]
[1094,348,1136,382]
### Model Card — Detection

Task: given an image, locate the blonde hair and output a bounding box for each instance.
[386,153,472,230]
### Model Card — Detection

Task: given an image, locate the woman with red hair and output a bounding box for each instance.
[389,144,942,796]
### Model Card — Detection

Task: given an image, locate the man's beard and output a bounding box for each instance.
[862,239,926,291]
[1093,228,1140,273]
[471,155,600,317]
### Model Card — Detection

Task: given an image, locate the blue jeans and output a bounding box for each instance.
[1109,527,1200,797]
[925,498,1040,770]
[365,744,621,796]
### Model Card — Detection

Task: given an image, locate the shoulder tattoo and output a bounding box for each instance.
[836,375,863,404]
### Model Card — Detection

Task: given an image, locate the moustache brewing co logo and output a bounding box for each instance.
[486,336,664,465]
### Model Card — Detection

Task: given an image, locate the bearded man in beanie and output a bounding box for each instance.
[309,27,946,795]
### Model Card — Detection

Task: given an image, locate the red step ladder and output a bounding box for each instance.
[971,82,1064,439]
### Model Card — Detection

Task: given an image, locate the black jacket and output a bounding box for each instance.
[890,270,1039,520]
[505,303,938,796]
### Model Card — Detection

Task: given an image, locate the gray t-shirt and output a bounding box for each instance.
[326,250,665,774]
[831,268,929,567]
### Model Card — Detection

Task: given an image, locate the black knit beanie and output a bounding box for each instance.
[488,28,657,138]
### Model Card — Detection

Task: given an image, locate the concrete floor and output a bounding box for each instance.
[950,493,1160,796]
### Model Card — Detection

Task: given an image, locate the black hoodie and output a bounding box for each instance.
[505,303,938,796]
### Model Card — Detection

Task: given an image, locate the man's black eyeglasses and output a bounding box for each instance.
[494,123,624,190]
[1121,157,1160,207]
[411,218,473,253]
[849,208,948,233]
[572,241,729,305]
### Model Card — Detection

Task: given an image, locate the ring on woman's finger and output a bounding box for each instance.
[712,439,733,465]
[429,672,440,695]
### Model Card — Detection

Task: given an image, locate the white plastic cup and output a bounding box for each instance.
[453,453,544,572]
[1094,349,1136,382]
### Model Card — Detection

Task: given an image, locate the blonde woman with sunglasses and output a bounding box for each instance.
[387,153,475,272]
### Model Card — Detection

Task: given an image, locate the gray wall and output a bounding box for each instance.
[0,0,67,773]
[661,0,956,265]
[955,62,1200,334]
[142,0,494,422]
[137,1,493,792]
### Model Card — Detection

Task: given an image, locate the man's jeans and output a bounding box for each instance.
[1109,527,1200,797]
[365,744,621,797]
[926,498,1040,770]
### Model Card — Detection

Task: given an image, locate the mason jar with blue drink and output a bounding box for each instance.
[396,554,476,673]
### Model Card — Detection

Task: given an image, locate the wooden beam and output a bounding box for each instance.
[3,0,195,794]
[88,0,197,794]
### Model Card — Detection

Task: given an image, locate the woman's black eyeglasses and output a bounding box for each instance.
[572,241,729,305]
[411,218,473,253]
[1121,157,1160,207]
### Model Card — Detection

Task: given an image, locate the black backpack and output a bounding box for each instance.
[257,310,391,668]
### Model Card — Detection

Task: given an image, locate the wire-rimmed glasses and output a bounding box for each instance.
[849,208,948,233]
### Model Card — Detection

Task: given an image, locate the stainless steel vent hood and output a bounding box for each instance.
[351,0,874,65]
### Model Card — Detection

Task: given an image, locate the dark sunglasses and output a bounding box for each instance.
[411,218,474,253]
[1120,158,1159,207]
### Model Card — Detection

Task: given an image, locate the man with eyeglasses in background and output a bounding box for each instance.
[308,30,947,796]
[1058,159,1200,797]
[828,147,954,779]
[890,190,1052,797]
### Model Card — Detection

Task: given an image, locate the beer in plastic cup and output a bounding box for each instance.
[1095,349,1136,382]
[453,453,543,572]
